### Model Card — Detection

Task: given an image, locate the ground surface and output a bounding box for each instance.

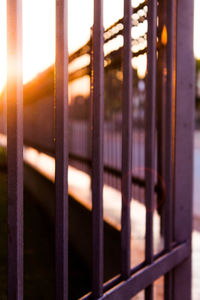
[0,170,90,299]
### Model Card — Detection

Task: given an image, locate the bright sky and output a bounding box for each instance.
[0,0,199,93]
[194,0,200,59]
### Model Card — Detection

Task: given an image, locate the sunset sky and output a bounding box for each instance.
[0,0,199,93]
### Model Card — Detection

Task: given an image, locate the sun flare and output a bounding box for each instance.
[0,0,199,94]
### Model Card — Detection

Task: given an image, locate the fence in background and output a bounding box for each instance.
[68,1,148,206]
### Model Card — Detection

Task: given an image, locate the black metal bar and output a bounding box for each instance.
[145,0,157,298]
[7,0,23,298]
[121,0,133,279]
[164,0,175,298]
[156,0,167,237]
[100,242,189,300]
[92,0,104,297]
[55,0,68,299]
[172,0,195,299]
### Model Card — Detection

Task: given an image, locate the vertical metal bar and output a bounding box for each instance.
[7,0,23,298]
[156,0,167,237]
[132,127,135,200]
[164,0,175,298]
[88,35,93,173]
[121,0,132,279]
[92,0,104,297]
[55,0,68,299]
[3,90,7,135]
[172,0,195,299]
[145,0,157,299]
[138,96,142,203]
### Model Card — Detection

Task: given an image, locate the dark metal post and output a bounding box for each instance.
[173,0,195,299]
[145,0,157,299]
[92,0,104,297]
[89,27,93,187]
[156,0,167,236]
[7,0,23,298]
[55,0,68,299]
[121,0,132,279]
[164,0,175,298]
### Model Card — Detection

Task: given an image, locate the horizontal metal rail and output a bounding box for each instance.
[103,0,147,35]
[81,242,190,300]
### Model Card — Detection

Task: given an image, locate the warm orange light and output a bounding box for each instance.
[0,0,6,93]
[132,54,147,79]
[161,25,168,46]
[0,0,199,95]
[0,0,124,95]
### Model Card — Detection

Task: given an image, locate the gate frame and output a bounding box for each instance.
[6,0,195,299]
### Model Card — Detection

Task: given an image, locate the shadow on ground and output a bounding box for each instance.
[0,169,91,299]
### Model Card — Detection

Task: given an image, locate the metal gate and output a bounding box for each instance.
[6,0,195,299]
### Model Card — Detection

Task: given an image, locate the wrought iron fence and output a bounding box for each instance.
[5,0,195,299]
